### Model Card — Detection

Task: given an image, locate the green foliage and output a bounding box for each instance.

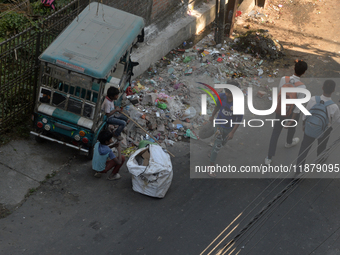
[0,11,29,38]
[25,187,38,197]
[0,0,77,136]
[0,0,72,39]
[45,171,57,179]
[31,1,53,16]
[55,0,72,10]
[31,0,72,16]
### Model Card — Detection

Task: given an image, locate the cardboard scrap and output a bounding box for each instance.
[173,119,182,125]
[141,150,150,166]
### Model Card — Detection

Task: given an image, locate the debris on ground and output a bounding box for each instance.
[232,30,285,60]
[116,28,286,157]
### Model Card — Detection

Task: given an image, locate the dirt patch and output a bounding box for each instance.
[234,0,340,78]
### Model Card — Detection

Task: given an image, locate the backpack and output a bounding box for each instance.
[41,0,55,10]
[275,76,304,117]
[304,96,334,139]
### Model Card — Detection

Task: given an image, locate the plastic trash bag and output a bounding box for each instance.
[183,106,196,118]
[127,144,173,198]
[167,96,184,119]
[184,129,198,140]
[164,139,175,146]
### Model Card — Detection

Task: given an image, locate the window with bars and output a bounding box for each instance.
[38,64,99,120]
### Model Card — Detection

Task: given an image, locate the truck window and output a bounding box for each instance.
[39,88,51,104]
[52,92,67,108]
[67,97,82,115]
[39,65,98,119]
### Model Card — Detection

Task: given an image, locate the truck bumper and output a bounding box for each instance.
[30,131,89,153]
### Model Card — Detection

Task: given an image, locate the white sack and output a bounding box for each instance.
[127,144,173,198]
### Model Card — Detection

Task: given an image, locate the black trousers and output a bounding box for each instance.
[296,127,332,167]
[268,113,300,158]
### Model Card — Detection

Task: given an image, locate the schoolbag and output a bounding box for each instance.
[275,76,304,117]
[41,0,55,10]
[304,96,334,139]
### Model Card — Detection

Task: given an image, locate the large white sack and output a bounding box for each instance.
[127,144,173,198]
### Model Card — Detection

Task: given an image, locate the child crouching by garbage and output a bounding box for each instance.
[208,80,243,177]
[92,130,125,180]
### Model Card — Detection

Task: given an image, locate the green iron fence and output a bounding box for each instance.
[0,0,88,134]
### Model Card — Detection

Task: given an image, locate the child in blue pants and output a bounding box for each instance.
[101,87,127,140]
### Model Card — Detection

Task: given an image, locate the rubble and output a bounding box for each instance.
[112,28,285,157]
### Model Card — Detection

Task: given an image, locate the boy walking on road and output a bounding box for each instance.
[208,80,243,177]
[296,80,340,167]
[92,130,125,180]
[265,60,308,165]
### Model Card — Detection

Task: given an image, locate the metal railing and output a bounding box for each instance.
[0,0,88,134]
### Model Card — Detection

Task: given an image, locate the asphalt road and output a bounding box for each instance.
[1,123,340,255]
[0,138,276,255]
[2,27,340,255]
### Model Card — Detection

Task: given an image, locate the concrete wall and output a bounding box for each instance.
[238,0,255,15]
[107,0,205,26]
[105,0,153,25]
[105,0,255,78]
[131,1,216,78]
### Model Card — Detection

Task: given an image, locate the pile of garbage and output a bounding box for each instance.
[232,30,285,60]
[117,30,283,156]
[119,93,198,147]
[116,79,201,155]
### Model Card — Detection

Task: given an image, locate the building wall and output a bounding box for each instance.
[105,0,153,25]
[106,0,204,26]
[151,0,180,21]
